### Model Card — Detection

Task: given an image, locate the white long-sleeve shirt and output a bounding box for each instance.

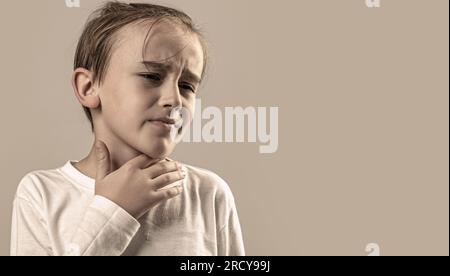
[10,160,245,256]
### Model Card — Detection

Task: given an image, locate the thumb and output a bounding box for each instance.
[95,140,111,181]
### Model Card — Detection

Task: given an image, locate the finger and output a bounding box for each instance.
[151,170,186,191]
[143,161,180,179]
[95,140,111,181]
[153,186,184,202]
[127,154,160,170]
[141,157,165,170]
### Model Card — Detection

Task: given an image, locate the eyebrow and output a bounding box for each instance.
[140,61,202,84]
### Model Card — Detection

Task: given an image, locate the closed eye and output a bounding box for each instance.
[139,73,196,93]
[179,82,196,93]
[140,73,161,82]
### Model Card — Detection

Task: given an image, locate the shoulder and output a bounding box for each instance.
[181,163,236,206]
[14,166,67,206]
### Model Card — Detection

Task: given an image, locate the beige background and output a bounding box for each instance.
[0,0,448,256]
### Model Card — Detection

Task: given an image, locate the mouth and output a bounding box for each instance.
[147,118,183,133]
[147,120,172,131]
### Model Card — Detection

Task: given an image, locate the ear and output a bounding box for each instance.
[71,68,100,109]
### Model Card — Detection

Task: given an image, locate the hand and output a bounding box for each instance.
[94,140,185,219]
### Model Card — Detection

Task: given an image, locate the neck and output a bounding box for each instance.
[74,132,150,180]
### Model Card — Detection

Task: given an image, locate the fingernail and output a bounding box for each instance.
[177,186,184,194]
[170,186,183,196]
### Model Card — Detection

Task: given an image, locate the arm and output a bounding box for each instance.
[10,196,52,256]
[217,202,246,256]
[11,193,140,256]
[65,195,140,256]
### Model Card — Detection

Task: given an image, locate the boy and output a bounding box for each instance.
[10,1,245,256]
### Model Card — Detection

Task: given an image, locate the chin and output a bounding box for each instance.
[144,141,175,159]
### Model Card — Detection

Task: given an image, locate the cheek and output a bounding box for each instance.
[102,93,145,129]
[183,98,196,119]
[114,82,150,116]
[101,78,129,112]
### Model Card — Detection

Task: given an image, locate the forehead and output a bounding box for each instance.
[111,19,204,75]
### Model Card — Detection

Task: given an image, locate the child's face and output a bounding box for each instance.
[95,20,204,158]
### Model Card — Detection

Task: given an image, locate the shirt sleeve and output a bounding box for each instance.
[11,194,141,256]
[65,195,141,256]
[217,201,246,256]
[10,196,52,256]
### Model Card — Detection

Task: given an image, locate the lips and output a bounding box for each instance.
[150,117,176,125]
[148,120,172,128]
[147,119,183,135]
[148,117,183,126]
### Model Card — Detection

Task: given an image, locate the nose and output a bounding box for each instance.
[158,81,182,110]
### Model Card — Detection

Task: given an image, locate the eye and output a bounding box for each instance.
[140,73,161,82]
[179,82,196,93]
